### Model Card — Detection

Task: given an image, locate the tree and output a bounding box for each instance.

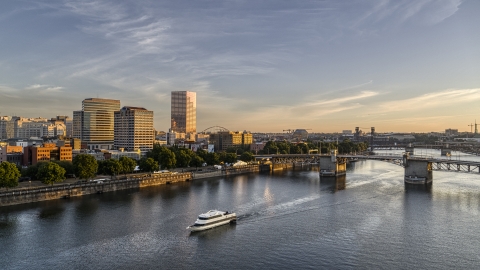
[23,163,42,180]
[159,147,176,169]
[97,160,107,175]
[240,151,255,162]
[52,160,75,176]
[204,152,220,165]
[262,141,279,155]
[73,154,98,180]
[119,156,136,176]
[147,144,176,169]
[36,162,66,186]
[223,153,238,164]
[196,149,208,160]
[139,157,159,173]
[103,159,121,179]
[175,150,192,168]
[190,155,205,169]
[0,161,21,189]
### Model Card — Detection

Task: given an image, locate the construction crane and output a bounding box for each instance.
[468,123,474,133]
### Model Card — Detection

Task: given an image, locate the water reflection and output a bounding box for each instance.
[404,182,432,193]
[0,214,16,231]
[320,175,346,192]
[75,199,99,217]
[38,205,65,219]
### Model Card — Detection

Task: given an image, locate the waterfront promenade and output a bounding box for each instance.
[0,165,260,207]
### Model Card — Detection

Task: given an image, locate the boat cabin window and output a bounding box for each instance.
[198,214,222,220]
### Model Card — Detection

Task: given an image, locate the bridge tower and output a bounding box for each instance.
[319,150,347,177]
[370,127,375,151]
[403,153,432,185]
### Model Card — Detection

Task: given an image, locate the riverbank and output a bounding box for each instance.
[0,165,260,207]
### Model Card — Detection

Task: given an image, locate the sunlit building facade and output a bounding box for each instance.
[209,131,253,152]
[73,98,121,150]
[171,91,196,134]
[114,106,154,151]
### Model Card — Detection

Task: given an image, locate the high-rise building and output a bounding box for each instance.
[114,106,154,151]
[73,98,120,150]
[0,116,14,140]
[171,91,196,134]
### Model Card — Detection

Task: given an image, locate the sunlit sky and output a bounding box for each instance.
[1,0,479,133]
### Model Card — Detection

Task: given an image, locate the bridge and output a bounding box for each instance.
[256,151,480,185]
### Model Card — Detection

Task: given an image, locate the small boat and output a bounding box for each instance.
[320,169,335,176]
[186,210,236,232]
[404,175,428,184]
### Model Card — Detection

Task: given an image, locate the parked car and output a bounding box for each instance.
[18,176,31,182]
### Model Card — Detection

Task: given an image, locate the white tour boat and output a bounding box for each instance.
[186,210,236,232]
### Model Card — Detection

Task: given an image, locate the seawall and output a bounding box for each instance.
[0,165,260,207]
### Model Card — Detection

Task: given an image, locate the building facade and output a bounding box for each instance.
[114,106,154,151]
[171,91,196,134]
[209,131,253,152]
[23,143,72,166]
[73,98,121,150]
[0,116,14,140]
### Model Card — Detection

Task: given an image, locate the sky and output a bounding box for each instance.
[1,0,479,133]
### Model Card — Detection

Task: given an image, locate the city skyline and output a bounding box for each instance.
[1,0,479,133]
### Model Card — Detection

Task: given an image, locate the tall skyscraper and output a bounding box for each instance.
[73,98,120,150]
[171,91,196,134]
[114,106,154,151]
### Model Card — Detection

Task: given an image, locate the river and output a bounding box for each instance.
[1,150,480,269]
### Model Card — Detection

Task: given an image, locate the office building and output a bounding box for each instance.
[73,98,120,150]
[0,116,14,140]
[171,91,196,134]
[23,143,72,166]
[114,106,154,151]
[209,131,253,152]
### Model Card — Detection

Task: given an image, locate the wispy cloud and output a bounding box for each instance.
[25,84,65,94]
[306,91,378,107]
[354,0,463,29]
[63,0,128,21]
[380,88,480,112]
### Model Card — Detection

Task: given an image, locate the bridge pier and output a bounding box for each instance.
[441,144,451,156]
[319,150,347,177]
[405,144,414,155]
[403,154,432,185]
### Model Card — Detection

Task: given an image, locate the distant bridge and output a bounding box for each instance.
[255,153,480,184]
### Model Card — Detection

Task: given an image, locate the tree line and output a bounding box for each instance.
[260,139,368,155]
[1,140,367,190]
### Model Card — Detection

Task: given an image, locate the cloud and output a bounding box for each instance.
[354,0,463,29]
[63,0,128,21]
[25,84,65,94]
[306,91,379,107]
[379,88,480,112]
[25,84,49,90]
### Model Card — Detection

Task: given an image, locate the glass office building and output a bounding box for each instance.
[171,91,196,134]
[73,98,120,149]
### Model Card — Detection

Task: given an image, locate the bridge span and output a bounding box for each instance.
[256,152,480,185]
